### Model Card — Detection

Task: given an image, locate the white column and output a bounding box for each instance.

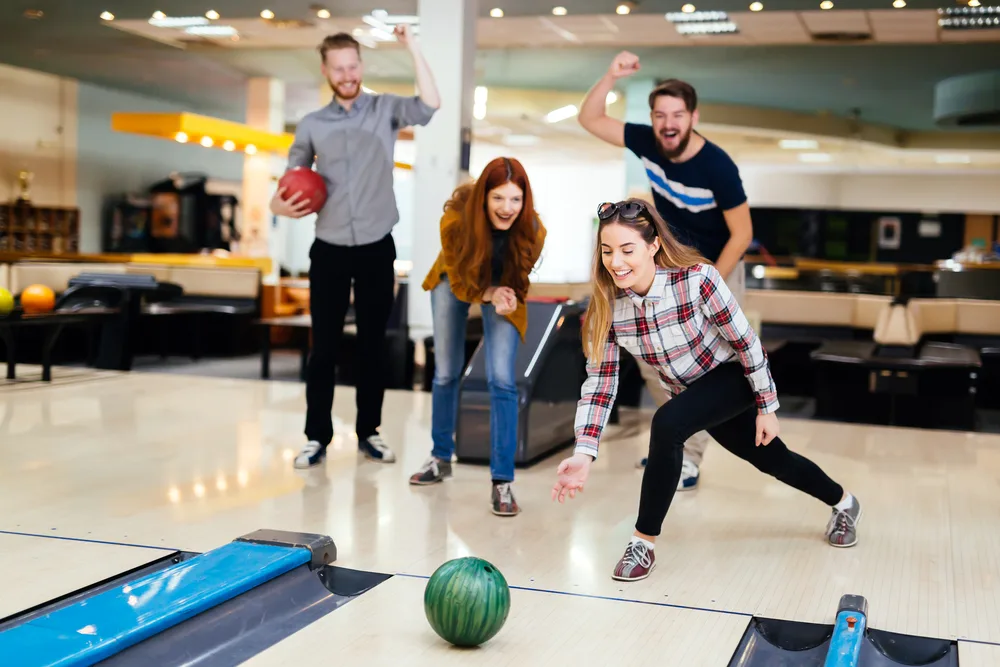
[624,77,654,198]
[241,77,286,277]
[408,0,478,342]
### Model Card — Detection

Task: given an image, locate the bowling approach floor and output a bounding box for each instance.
[3,366,1000,665]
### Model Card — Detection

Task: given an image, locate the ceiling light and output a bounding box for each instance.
[206,9,220,19]
[676,20,737,33]
[799,152,832,162]
[937,5,1000,28]
[149,16,209,28]
[606,91,618,104]
[100,11,114,20]
[23,9,44,19]
[552,6,568,15]
[245,144,257,155]
[260,9,274,19]
[317,8,331,18]
[682,3,697,12]
[969,0,981,5]
[779,139,819,149]
[749,1,763,10]
[934,154,971,164]
[820,0,833,8]
[617,4,632,14]
[223,140,236,151]
[893,0,905,6]
[175,132,188,143]
[490,7,504,17]
[185,25,238,36]
[152,11,166,19]
[200,136,214,147]
[666,10,728,21]
[545,104,578,123]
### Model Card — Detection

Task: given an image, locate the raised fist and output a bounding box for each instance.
[609,51,641,79]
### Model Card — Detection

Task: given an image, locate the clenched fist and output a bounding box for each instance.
[609,51,641,79]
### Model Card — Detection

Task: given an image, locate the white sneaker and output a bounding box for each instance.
[359,434,396,463]
[294,441,326,469]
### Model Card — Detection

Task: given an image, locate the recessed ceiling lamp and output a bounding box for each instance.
[552,6,568,15]
[152,10,166,19]
[969,0,981,6]
[779,139,819,149]
[617,2,634,14]
[820,0,833,8]
[682,3,697,12]
[666,10,737,33]
[223,140,236,151]
[749,2,763,10]
[545,104,578,123]
[938,5,1000,28]
[490,7,504,17]
[200,136,214,148]
[892,0,905,7]
[317,8,331,18]
[206,9,220,19]
[260,9,274,19]
[606,91,618,104]
[100,11,115,20]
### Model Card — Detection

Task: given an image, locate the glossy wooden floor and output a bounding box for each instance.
[3,364,1000,664]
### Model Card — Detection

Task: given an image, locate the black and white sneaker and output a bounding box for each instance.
[409,457,452,485]
[359,434,396,463]
[294,441,327,469]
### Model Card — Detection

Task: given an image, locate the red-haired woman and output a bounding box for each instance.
[410,157,546,516]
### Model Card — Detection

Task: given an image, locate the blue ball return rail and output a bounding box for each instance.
[0,529,388,667]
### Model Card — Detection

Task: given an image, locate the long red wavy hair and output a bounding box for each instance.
[443,156,539,301]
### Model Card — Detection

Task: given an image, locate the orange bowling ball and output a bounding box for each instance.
[20,284,55,314]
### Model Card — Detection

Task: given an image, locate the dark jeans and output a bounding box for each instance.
[637,362,844,537]
[305,234,396,445]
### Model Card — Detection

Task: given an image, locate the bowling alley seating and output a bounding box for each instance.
[809,296,988,430]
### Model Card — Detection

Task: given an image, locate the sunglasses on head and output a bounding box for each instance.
[597,200,647,221]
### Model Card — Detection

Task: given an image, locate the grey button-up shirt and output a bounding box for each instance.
[288,92,437,247]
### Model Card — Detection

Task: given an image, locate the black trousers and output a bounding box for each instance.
[637,362,844,537]
[305,234,396,445]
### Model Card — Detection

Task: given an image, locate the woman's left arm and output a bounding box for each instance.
[696,265,779,415]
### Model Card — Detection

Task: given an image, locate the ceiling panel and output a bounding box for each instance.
[867,9,940,42]
[798,9,873,33]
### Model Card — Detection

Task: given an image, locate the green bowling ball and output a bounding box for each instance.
[424,557,511,647]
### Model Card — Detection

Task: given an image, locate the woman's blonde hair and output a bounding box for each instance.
[582,198,707,365]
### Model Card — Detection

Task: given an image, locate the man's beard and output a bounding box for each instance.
[656,127,692,160]
[330,80,362,101]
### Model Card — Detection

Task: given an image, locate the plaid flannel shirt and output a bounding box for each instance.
[574,264,779,459]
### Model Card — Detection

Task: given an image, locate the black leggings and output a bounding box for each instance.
[637,362,844,537]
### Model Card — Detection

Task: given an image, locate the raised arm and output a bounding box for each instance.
[578,51,642,148]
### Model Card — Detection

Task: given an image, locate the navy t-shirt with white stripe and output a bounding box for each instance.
[624,123,747,263]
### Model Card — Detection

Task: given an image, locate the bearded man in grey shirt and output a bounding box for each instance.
[271,28,439,469]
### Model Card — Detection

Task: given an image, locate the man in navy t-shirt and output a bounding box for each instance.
[577,50,755,487]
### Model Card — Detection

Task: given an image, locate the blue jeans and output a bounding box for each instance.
[430,278,520,482]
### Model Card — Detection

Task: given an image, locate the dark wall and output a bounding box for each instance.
[751,206,973,264]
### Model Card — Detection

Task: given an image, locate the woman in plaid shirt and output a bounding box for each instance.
[552,199,861,582]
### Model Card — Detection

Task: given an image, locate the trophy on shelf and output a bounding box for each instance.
[15,169,33,205]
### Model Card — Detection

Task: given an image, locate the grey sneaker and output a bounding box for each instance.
[491,482,520,516]
[409,457,452,485]
[826,496,862,548]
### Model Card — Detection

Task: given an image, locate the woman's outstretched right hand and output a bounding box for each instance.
[552,453,593,503]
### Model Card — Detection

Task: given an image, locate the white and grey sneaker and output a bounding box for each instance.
[409,457,453,485]
[359,434,396,463]
[294,441,326,469]
[826,496,862,548]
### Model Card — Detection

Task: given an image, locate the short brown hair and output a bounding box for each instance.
[648,79,697,113]
[318,33,360,61]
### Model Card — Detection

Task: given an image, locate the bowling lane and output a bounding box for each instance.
[959,642,1000,667]
[0,532,174,620]
[243,575,751,667]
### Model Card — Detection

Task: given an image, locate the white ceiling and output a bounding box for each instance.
[109,9,1000,49]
